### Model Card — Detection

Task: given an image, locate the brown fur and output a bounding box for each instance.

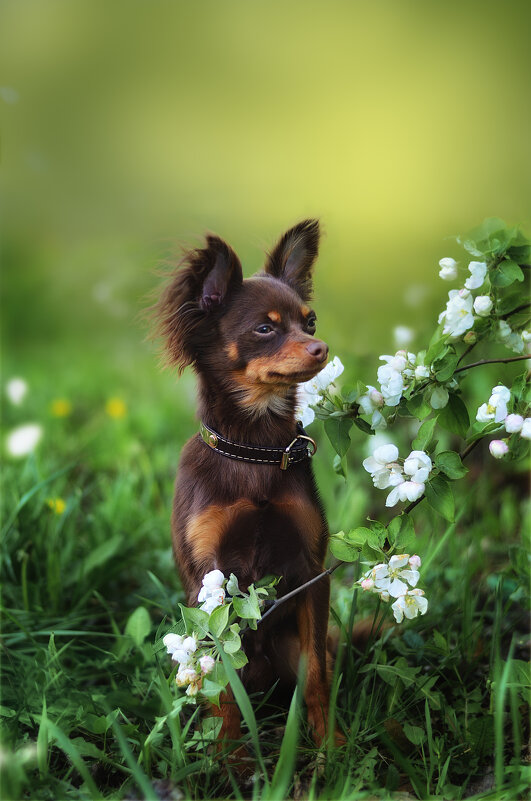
[153,219,337,749]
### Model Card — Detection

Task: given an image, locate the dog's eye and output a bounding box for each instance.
[306,316,317,334]
[255,324,274,335]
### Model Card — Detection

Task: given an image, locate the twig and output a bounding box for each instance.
[258,436,487,624]
[502,302,531,319]
[454,354,529,375]
[456,342,477,366]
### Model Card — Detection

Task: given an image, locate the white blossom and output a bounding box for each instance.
[505,414,524,434]
[359,554,420,600]
[391,589,428,623]
[414,365,430,380]
[473,295,493,317]
[403,450,432,483]
[362,444,404,490]
[521,418,531,440]
[476,385,511,424]
[358,385,386,429]
[430,385,449,409]
[176,666,199,687]
[497,320,525,354]
[386,480,425,507]
[199,655,216,675]
[438,257,458,281]
[377,364,404,407]
[464,261,487,290]
[201,569,225,589]
[438,289,474,338]
[198,587,226,614]
[5,378,28,406]
[393,326,414,347]
[489,440,509,459]
[296,356,344,426]
[5,423,43,457]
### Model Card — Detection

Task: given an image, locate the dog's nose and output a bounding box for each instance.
[306,340,328,363]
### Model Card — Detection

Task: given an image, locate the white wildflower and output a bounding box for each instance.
[464,261,487,290]
[201,569,225,590]
[489,440,509,459]
[476,385,511,424]
[360,554,420,600]
[391,589,428,623]
[176,666,199,687]
[393,326,414,347]
[473,295,493,317]
[403,450,432,483]
[199,655,216,675]
[377,363,404,407]
[198,587,226,614]
[362,444,404,490]
[520,418,531,440]
[408,554,421,569]
[438,289,474,338]
[438,257,458,281]
[386,480,425,507]
[5,423,43,457]
[504,414,524,434]
[6,378,28,406]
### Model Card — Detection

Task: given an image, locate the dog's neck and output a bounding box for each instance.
[197,375,299,447]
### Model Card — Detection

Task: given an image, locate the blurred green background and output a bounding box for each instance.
[2,0,530,400]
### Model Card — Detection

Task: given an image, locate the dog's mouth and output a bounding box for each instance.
[267,367,323,384]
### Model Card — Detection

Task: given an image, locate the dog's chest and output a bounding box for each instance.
[185,492,322,591]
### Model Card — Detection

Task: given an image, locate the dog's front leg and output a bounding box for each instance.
[296,576,332,744]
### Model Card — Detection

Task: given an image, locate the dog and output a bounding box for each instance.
[154,219,334,749]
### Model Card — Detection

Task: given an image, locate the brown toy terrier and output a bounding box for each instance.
[155,219,334,748]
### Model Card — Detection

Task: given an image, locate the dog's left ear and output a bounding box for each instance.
[264,219,320,301]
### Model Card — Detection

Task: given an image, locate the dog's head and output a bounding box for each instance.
[154,220,328,416]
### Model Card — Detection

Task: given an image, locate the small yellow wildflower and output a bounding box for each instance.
[51,399,72,417]
[105,397,127,419]
[46,497,66,515]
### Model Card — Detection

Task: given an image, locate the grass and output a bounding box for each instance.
[1,351,529,801]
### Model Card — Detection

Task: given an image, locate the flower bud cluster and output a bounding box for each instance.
[358,553,428,623]
[162,632,215,696]
[437,258,497,340]
[497,321,530,355]
[362,444,432,507]
[476,385,530,459]
[376,350,418,408]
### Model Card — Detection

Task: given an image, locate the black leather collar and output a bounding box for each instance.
[198,421,317,470]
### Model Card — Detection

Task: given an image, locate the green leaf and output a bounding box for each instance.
[221,628,241,654]
[346,526,381,548]
[232,593,261,622]
[434,450,468,480]
[226,573,242,596]
[425,334,450,366]
[329,532,361,562]
[227,649,248,669]
[324,417,352,457]
[208,603,229,638]
[434,348,459,382]
[407,393,431,421]
[403,723,426,746]
[425,475,455,521]
[179,605,210,637]
[490,259,524,288]
[412,417,437,451]
[390,514,415,551]
[333,453,347,478]
[353,416,374,434]
[437,394,469,438]
[125,606,151,646]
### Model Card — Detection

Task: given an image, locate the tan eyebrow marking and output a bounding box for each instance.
[226,342,239,360]
[301,305,311,317]
[267,311,281,323]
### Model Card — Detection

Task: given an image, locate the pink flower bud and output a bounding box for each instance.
[409,555,421,569]
[489,440,509,459]
[463,331,477,344]
[360,578,374,591]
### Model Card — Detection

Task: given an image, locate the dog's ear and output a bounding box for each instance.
[153,235,242,371]
[264,219,320,301]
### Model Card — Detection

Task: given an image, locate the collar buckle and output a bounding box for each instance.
[280,433,318,470]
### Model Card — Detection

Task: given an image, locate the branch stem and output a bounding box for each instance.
[454,354,529,375]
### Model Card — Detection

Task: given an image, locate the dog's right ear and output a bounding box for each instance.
[153,235,242,372]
